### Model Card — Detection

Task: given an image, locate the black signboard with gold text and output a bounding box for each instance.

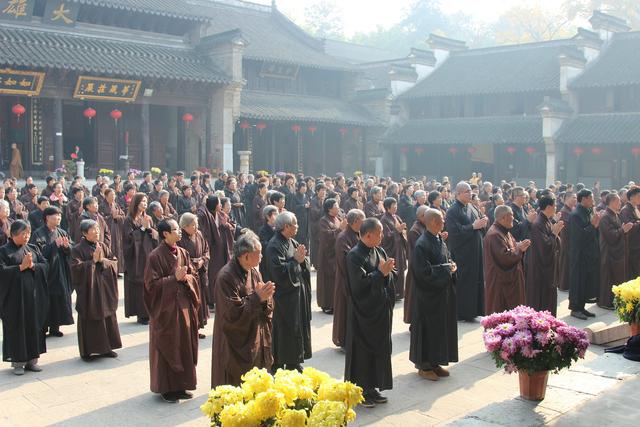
[259,61,299,80]
[0,0,35,21]
[73,76,142,102]
[0,69,45,96]
[43,1,80,27]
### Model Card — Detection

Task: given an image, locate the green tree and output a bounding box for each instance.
[302,0,345,40]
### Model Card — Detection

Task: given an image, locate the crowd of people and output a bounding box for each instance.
[1,168,639,407]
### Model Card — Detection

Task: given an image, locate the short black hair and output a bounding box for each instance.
[323,198,338,213]
[577,189,592,203]
[383,197,397,210]
[157,219,174,240]
[428,190,440,204]
[205,196,220,212]
[627,186,640,199]
[360,217,382,236]
[538,194,556,211]
[82,196,98,210]
[71,186,84,196]
[269,191,285,205]
[43,206,62,219]
[10,219,31,236]
[37,196,49,205]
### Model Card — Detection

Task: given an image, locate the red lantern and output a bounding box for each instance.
[12,103,25,122]
[525,146,536,155]
[308,126,317,135]
[182,113,194,127]
[448,146,458,156]
[400,146,409,155]
[632,147,640,157]
[291,124,301,134]
[506,146,517,155]
[573,147,585,157]
[83,107,96,123]
[339,127,348,137]
[110,109,122,125]
[256,122,267,133]
[414,146,425,155]
[591,147,603,155]
[467,146,477,155]
[239,120,250,130]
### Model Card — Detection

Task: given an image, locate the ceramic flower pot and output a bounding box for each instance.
[518,370,549,401]
[631,323,640,337]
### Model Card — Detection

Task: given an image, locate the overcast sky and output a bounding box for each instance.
[261,0,563,36]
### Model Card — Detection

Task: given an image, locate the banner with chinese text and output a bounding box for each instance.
[0,0,35,21]
[73,76,141,102]
[0,69,45,96]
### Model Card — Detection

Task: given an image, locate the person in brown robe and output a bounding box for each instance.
[158,190,178,221]
[143,219,200,403]
[9,143,23,179]
[364,186,384,219]
[197,197,222,307]
[526,194,563,316]
[404,205,429,324]
[317,198,347,313]
[619,186,640,281]
[100,188,126,274]
[66,187,85,243]
[598,193,633,309]
[211,231,275,387]
[78,197,111,248]
[332,209,364,348]
[483,205,531,314]
[309,184,326,268]
[380,197,408,300]
[177,212,210,337]
[70,219,122,360]
[251,183,268,232]
[0,200,12,246]
[123,193,158,324]
[556,192,575,292]
[6,187,27,221]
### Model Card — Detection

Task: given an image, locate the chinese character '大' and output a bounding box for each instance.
[2,0,28,19]
[51,3,74,25]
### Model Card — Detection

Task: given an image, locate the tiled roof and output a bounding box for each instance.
[556,113,640,144]
[570,31,640,89]
[69,0,208,21]
[195,2,351,70]
[401,40,581,98]
[323,39,401,64]
[240,90,381,126]
[0,27,229,83]
[386,116,543,145]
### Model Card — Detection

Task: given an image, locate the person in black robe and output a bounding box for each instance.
[619,186,640,281]
[507,187,536,242]
[0,220,48,375]
[27,197,50,231]
[445,182,488,321]
[70,219,122,360]
[30,206,74,337]
[177,186,197,216]
[265,211,312,372]
[410,208,458,381]
[568,189,601,320]
[292,181,310,248]
[309,184,326,268]
[345,218,396,408]
[225,177,246,228]
[258,205,278,278]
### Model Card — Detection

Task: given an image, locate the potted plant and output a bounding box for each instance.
[612,277,640,336]
[201,367,363,427]
[150,167,162,177]
[482,305,589,401]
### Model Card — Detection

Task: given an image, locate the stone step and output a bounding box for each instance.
[584,320,632,346]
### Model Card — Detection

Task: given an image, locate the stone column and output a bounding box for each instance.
[53,98,64,168]
[237,150,251,175]
[544,138,557,187]
[141,103,150,171]
[209,86,241,172]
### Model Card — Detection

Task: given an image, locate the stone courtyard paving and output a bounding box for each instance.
[1,272,637,427]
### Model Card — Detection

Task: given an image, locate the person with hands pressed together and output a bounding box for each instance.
[211,231,275,387]
[483,205,531,314]
[317,198,348,314]
[143,219,200,403]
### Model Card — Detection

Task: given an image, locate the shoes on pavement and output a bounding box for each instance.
[586,298,597,303]
[418,369,440,381]
[13,366,25,376]
[48,329,64,337]
[25,363,42,372]
[198,333,206,339]
[433,366,450,377]
[161,392,179,403]
[176,390,193,399]
[137,317,149,325]
[102,351,118,358]
[361,397,375,408]
[371,390,388,404]
[581,309,596,318]
[571,310,588,320]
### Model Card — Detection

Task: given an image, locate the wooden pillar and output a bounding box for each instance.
[53,98,64,169]
[141,103,150,171]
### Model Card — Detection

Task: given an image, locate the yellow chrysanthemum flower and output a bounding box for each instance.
[241,368,275,399]
[308,401,348,426]
[277,408,308,427]
[302,367,331,391]
[252,390,285,420]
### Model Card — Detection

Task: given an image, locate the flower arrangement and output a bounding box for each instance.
[353,171,363,176]
[256,170,270,177]
[481,306,589,374]
[612,277,640,324]
[197,167,211,175]
[150,167,162,175]
[99,168,115,177]
[201,367,363,427]
[128,168,142,177]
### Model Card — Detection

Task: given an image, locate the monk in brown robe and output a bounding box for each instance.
[9,143,23,179]
[123,193,158,324]
[0,200,12,246]
[317,198,347,313]
[177,212,210,337]
[78,197,111,248]
[212,231,275,387]
[557,192,576,292]
[526,194,563,316]
[364,187,384,219]
[404,205,428,324]
[380,197,408,300]
[599,193,633,309]
[483,205,531,314]
[143,219,200,403]
[99,188,125,274]
[332,209,364,348]
[66,187,85,243]
[619,187,640,281]
[70,219,122,360]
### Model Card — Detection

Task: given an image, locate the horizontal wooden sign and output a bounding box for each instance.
[73,76,142,102]
[0,69,45,96]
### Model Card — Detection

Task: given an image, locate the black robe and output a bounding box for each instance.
[445,200,484,320]
[526,212,560,315]
[619,202,640,281]
[568,205,600,311]
[410,231,458,368]
[258,223,275,278]
[292,193,310,248]
[265,232,312,366]
[225,189,246,228]
[30,226,74,328]
[0,241,48,362]
[344,241,395,391]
